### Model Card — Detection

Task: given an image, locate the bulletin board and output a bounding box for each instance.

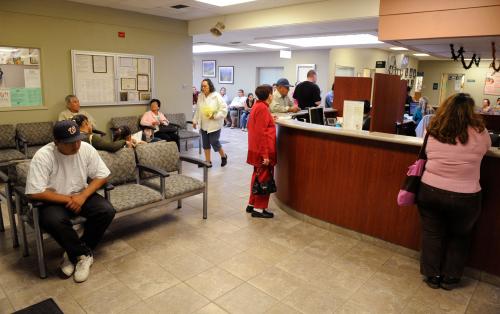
[71,50,155,106]
[0,46,44,111]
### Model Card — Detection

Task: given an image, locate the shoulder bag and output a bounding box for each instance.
[397,132,430,206]
[252,167,277,195]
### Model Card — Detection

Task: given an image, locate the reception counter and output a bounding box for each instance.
[275,119,500,278]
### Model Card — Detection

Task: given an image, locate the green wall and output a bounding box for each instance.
[0,0,192,133]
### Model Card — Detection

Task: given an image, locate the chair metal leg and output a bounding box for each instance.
[177,199,182,209]
[198,137,202,154]
[0,199,4,232]
[185,140,188,152]
[32,207,47,279]
[5,184,19,248]
[15,194,29,257]
[203,167,208,219]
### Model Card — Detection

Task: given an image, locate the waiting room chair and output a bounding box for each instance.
[16,122,54,158]
[167,113,201,154]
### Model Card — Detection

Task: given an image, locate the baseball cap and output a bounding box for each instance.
[276,78,293,87]
[53,120,84,143]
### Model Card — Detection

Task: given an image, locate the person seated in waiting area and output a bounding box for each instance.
[481,99,493,114]
[325,83,334,108]
[413,96,434,126]
[229,89,247,128]
[112,125,146,148]
[140,99,180,149]
[362,100,371,131]
[58,95,97,129]
[25,120,115,283]
[240,93,255,132]
[72,114,128,152]
[270,78,300,113]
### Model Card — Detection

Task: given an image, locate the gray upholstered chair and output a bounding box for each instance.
[16,122,54,158]
[0,124,25,165]
[135,141,209,218]
[167,113,201,154]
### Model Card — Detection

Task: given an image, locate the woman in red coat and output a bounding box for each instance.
[245,85,277,218]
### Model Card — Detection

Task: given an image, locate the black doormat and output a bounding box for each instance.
[14,298,64,314]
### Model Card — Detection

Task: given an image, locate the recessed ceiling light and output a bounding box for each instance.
[193,44,242,53]
[195,0,255,6]
[390,47,408,51]
[248,43,289,49]
[413,53,430,56]
[271,34,382,48]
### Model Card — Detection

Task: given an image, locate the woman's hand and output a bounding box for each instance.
[152,120,160,126]
[209,113,215,120]
[262,158,270,166]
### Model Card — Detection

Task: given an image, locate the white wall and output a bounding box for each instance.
[193,50,330,101]
[418,60,498,107]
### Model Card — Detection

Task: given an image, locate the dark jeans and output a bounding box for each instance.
[200,129,222,152]
[39,193,115,262]
[416,182,481,278]
[154,131,180,151]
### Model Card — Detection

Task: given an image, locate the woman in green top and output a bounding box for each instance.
[72,114,129,152]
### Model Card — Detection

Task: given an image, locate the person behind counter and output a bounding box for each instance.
[417,93,491,290]
[481,98,493,113]
[293,70,321,110]
[270,78,300,114]
[413,96,433,125]
[72,114,128,152]
[362,100,371,131]
[325,83,334,108]
[193,78,228,168]
[245,84,277,218]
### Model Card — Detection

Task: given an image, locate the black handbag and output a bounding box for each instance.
[252,167,277,195]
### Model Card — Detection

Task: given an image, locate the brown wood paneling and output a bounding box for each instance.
[276,124,500,277]
[332,77,372,117]
[371,73,406,133]
[379,0,498,16]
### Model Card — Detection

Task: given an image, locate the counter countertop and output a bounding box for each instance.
[276,118,500,158]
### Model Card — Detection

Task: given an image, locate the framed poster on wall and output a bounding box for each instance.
[202,60,216,77]
[218,66,234,84]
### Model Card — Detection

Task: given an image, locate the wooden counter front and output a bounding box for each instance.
[275,120,500,277]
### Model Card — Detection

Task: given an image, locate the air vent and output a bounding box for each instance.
[171,4,189,9]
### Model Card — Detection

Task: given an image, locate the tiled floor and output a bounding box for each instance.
[0,128,499,313]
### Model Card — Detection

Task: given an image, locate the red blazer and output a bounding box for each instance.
[247,100,277,166]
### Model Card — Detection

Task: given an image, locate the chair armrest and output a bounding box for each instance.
[140,124,156,130]
[103,182,114,191]
[13,186,44,207]
[168,123,181,130]
[136,164,169,177]
[186,121,193,125]
[0,170,8,183]
[179,155,211,167]
[93,129,107,136]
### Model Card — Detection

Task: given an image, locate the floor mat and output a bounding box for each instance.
[14,298,64,314]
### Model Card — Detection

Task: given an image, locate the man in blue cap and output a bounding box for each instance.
[25,120,115,282]
[270,78,300,113]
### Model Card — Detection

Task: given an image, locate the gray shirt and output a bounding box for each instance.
[270,90,294,113]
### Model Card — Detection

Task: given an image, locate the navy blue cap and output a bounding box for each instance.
[276,78,293,87]
[53,120,84,143]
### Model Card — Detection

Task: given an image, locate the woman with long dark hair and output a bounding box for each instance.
[417,93,491,290]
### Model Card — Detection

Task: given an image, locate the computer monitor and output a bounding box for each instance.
[308,107,324,125]
[409,102,419,115]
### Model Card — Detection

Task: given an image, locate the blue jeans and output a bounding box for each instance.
[240,111,250,129]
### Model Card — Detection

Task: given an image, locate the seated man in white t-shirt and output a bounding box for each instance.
[229,89,247,128]
[25,120,115,283]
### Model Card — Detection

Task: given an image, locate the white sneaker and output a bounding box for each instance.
[74,255,93,283]
[60,252,75,277]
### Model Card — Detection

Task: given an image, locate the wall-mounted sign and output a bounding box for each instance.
[375,61,386,68]
[417,72,424,77]
[432,83,439,90]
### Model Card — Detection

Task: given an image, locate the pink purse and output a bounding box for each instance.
[397,133,430,206]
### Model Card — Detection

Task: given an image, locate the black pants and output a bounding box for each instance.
[155,131,180,151]
[416,182,481,278]
[39,193,115,263]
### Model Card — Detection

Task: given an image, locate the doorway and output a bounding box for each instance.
[257,67,284,86]
[439,73,465,104]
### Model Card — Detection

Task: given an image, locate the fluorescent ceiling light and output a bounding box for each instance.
[390,47,408,51]
[193,44,242,53]
[248,43,288,50]
[195,0,255,6]
[413,53,430,56]
[271,34,382,48]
